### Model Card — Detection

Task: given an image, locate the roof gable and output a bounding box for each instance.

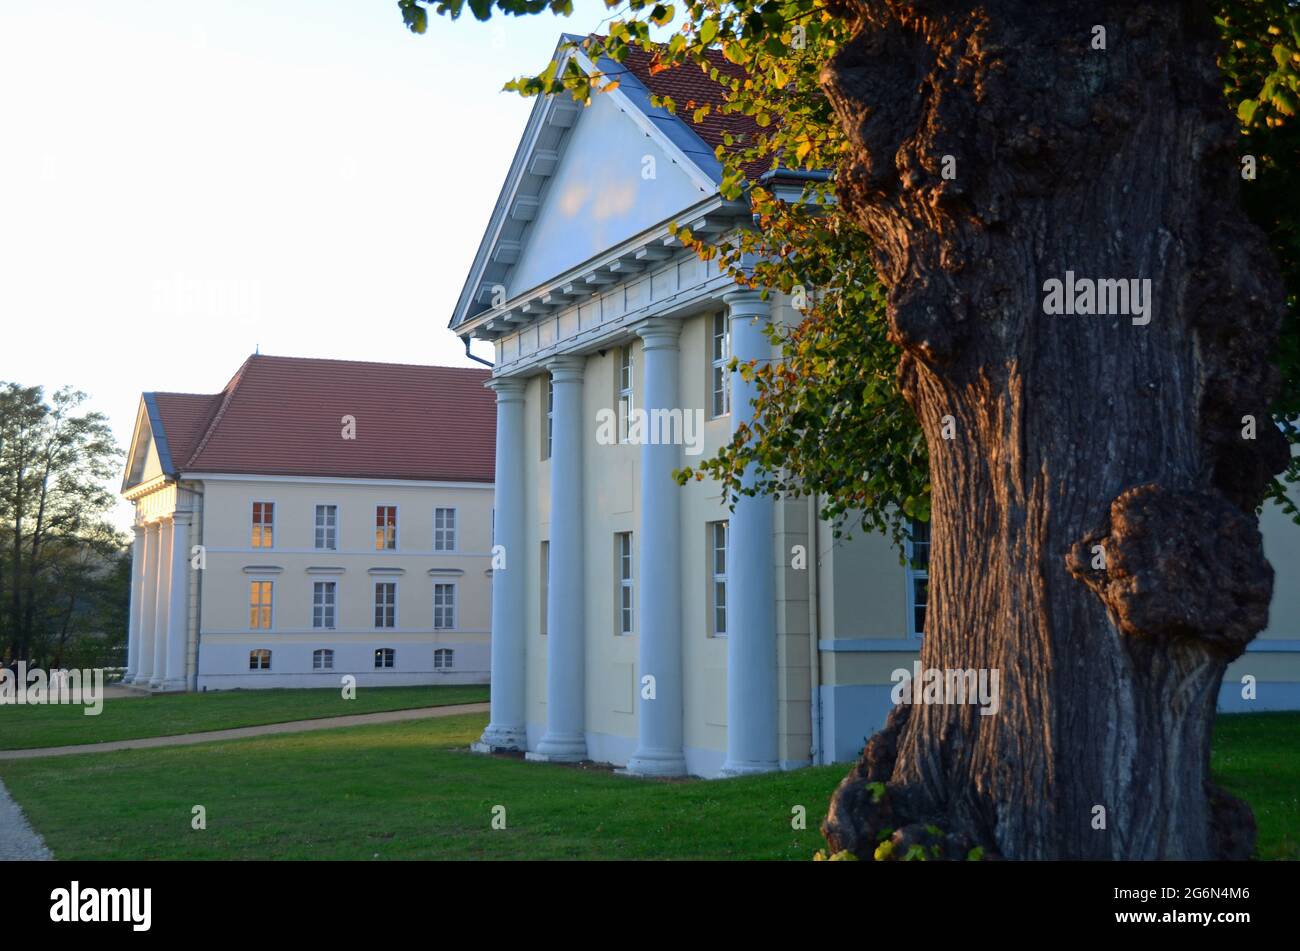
[451,36,730,330]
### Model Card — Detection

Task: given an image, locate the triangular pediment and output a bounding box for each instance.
[451,37,721,330]
[122,398,166,493]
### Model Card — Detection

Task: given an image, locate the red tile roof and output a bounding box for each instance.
[148,355,494,483]
[620,44,770,179]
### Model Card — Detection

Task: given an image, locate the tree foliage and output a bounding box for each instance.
[403,0,1299,544]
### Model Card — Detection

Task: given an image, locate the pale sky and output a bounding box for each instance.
[0,0,621,532]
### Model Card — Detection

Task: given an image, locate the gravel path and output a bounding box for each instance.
[0,778,52,861]
[0,701,490,761]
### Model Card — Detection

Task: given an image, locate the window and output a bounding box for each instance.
[313,648,334,670]
[617,344,634,443]
[312,581,336,630]
[249,581,273,630]
[710,521,728,636]
[251,502,274,548]
[374,648,395,669]
[616,531,633,635]
[433,583,456,630]
[375,505,398,550]
[434,507,457,551]
[545,377,554,460]
[906,520,930,637]
[374,581,397,629]
[314,504,337,550]
[249,649,271,671]
[539,540,549,635]
[710,312,730,418]
[434,648,454,670]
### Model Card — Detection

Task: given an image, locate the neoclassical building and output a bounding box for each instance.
[120,354,496,691]
[453,36,1300,778]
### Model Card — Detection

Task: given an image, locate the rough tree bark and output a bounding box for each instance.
[819,0,1288,859]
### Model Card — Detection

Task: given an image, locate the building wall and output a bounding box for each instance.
[193,476,493,689]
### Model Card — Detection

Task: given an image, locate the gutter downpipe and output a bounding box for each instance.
[464,334,494,368]
[808,491,823,766]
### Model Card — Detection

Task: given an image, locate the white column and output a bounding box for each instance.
[149,517,173,689]
[474,377,528,752]
[529,356,588,762]
[626,319,687,776]
[132,522,160,686]
[721,289,779,776]
[161,514,191,691]
[124,525,146,682]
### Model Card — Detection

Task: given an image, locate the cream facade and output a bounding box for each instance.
[454,36,1300,778]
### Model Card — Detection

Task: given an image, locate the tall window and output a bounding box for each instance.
[251,502,274,548]
[314,504,337,550]
[313,648,334,670]
[545,377,554,459]
[710,521,728,637]
[618,344,634,443]
[374,648,395,669]
[433,583,456,630]
[374,581,397,628]
[711,313,730,418]
[539,540,549,635]
[249,580,273,629]
[312,581,336,630]
[906,519,930,637]
[434,507,457,551]
[434,648,454,670]
[616,532,633,635]
[249,649,271,671]
[375,505,397,550]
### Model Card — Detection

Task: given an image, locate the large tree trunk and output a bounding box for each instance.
[820,0,1288,859]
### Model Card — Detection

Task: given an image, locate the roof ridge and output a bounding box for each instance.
[183,354,255,469]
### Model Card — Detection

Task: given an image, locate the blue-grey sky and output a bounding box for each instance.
[0,0,621,530]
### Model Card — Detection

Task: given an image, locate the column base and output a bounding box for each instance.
[527,733,587,763]
[471,724,527,753]
[157,678,188,693]
[719,759,780,778]
[623,748,688,778]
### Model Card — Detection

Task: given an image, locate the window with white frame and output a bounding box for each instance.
[375,505,397,550]
[434,507,457,551]
[374,581,397,629]
[251,502,274,548]
[433,582,456,630]
[906,519,930,637]
[313,648,334,670]
[249,649,271,671]
[710,312,730,418]
[314,504,337,550]
[545,376,554,460]
[617,344,634,443]
[434,648,454,670]
[374,648,395,669]
[616,531,633,635]
[710,520,728,636]
[249,580,273,630]
[312,581,336,630]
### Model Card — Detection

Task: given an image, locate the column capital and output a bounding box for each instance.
[172,511,194,526]
[485,375,527,402]
[723,287,772,321]
[133,524,147,539]
[634,317,682,350]
[545,354,586,382]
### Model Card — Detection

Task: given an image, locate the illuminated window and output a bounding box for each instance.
[249,581,273,629]
[375,505,397,550]
[251,502,274,548]
[248,649,271,671]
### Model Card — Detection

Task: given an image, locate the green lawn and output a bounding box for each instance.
[0,684,488,751]
[1210,711,1300,860]
[0,710,1292,860]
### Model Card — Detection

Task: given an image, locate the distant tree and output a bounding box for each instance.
[0,384,124,666]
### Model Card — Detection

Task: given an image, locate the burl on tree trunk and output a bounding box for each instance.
[818,0,1288,859]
